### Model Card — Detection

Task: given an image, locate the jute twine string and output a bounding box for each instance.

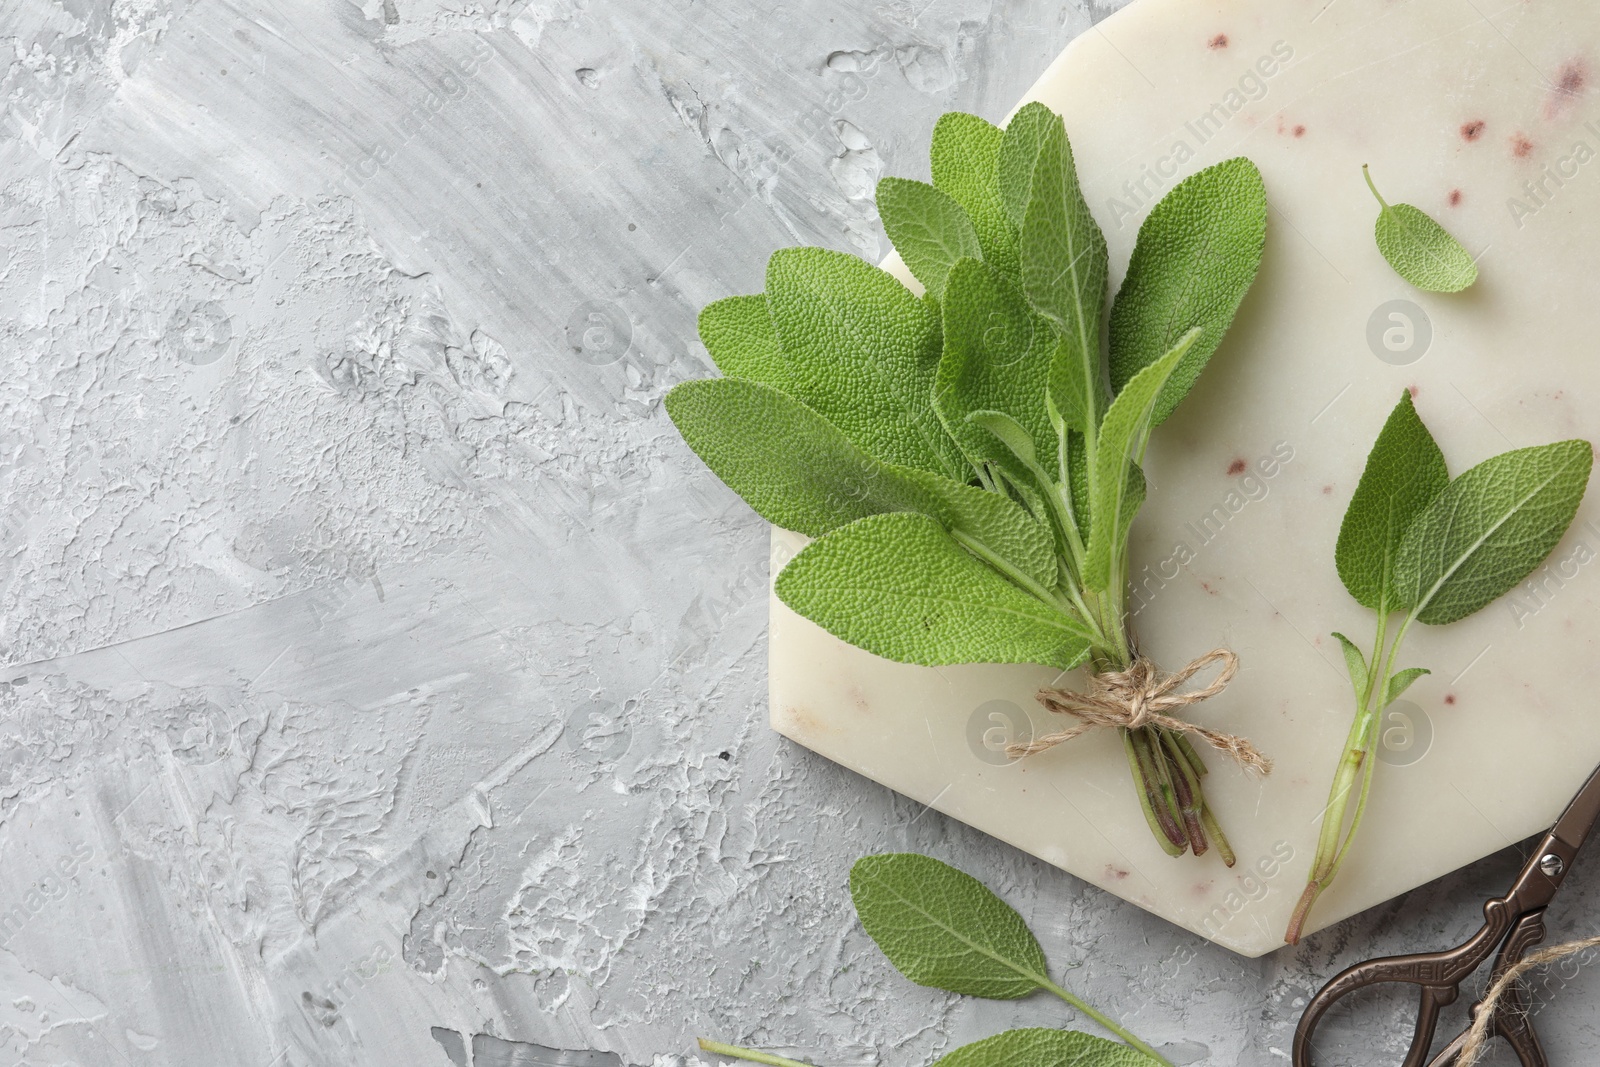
[1005,648,1272,773]
[1456,934,1600,1066]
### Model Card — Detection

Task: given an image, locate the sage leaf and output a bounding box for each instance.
[967,410,1040,469]
[1108,158,1267,425]
[848,853,1050,999]
[766,247,965,478]
[997,102,1055,229]
[1331,632,1369,705]
[1396,439,1593,625]
[1335,391,1449,614]
[698,295,790,390]
[666,377,1055,585]
[877,177,983,301]
[1084,332,1198,589]
[1363,165,1478,293]
[935,1029,1163,1067]
[937,258,1057,477]
[776,514,1092,669]
[1384,667,1429,705]
[1020,115,1108,434]
[931,112,1018,279]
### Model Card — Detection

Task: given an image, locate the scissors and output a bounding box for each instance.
[1293,758,1600,1067]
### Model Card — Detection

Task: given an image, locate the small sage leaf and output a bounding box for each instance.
[849,853,1050,999]
[1364,165,1478,293]
[1336,391,1449,614]
[1396,439,1593,625]
[1084,331,1198,589]
[776,514,1092,668]
[931,112,1018,278]
[1108,157,1267,425]
[1331,632,1369,705]
[877,177,983,301]
[1384,667,1429,706]
[967,410,1040,469]
[934,1028,1163,1067]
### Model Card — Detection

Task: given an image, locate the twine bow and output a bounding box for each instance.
[1005,648,1271,773]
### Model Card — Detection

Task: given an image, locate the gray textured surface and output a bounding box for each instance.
[2,0,1599,1064]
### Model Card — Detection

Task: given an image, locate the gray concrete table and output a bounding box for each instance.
[0,0,1596,1063]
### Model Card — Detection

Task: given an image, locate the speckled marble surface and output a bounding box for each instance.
[3,0,1600,1064]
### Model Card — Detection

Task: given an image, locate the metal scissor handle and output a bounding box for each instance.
[1295,759,1600,1067]
[1421,909,1552,1067]
[1292,897,1528,1066]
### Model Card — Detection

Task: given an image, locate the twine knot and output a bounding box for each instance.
[1005,648,1272,774]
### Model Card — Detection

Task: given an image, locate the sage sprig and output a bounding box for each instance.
[668,103,1269,859]
[698,853,1170,1067]
[1286,392,1592,942]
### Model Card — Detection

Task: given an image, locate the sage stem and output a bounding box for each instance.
[1036,977,1176,1066]
[1125,730,1184,857]
[698,1040,819,1067]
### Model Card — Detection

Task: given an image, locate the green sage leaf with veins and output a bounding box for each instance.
[1335,390,1449,614]
[1331,632,1369,704]
[877,177,983,301]
[666,377,1055,587]
[765,247,965,478]
[1083,332,1198,590]
[931,112,1018,279]
[934,1028,1163,1067]
[698,294,789,389]
[1384,667,1430,705]
[1020,113,1108,434]
[1108,157,1267,425]
[936,257,1058,478]
[1363,165,1478,293]
[1395,439,1592,624]
[996,102,1056,229]
[848,853,1051,999]
[775,513,1093,668]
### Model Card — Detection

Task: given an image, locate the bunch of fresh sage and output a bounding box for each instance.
[699,852,1171,1067]
[1286,391,1592,942]
[667,103,1271,860]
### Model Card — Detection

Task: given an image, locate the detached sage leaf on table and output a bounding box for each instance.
[935,1028,1164,1067]
[666,103,1272,863]
[1363,165,1478,293]
[848,852,1049,998]
[1288,392,1592,942]
[849,855,1167,1058]
[695,854,1172,1067]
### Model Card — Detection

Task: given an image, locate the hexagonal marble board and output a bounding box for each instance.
[768,0,1600,956]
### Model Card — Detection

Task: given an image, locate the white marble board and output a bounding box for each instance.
[769,0,1600,957]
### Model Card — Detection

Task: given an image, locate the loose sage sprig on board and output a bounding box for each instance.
[1286,392,1592,943]
[667,103,1271,861]
[699,853,1171,1067]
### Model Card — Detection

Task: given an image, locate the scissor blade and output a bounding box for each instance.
[1549,759,1600,852]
